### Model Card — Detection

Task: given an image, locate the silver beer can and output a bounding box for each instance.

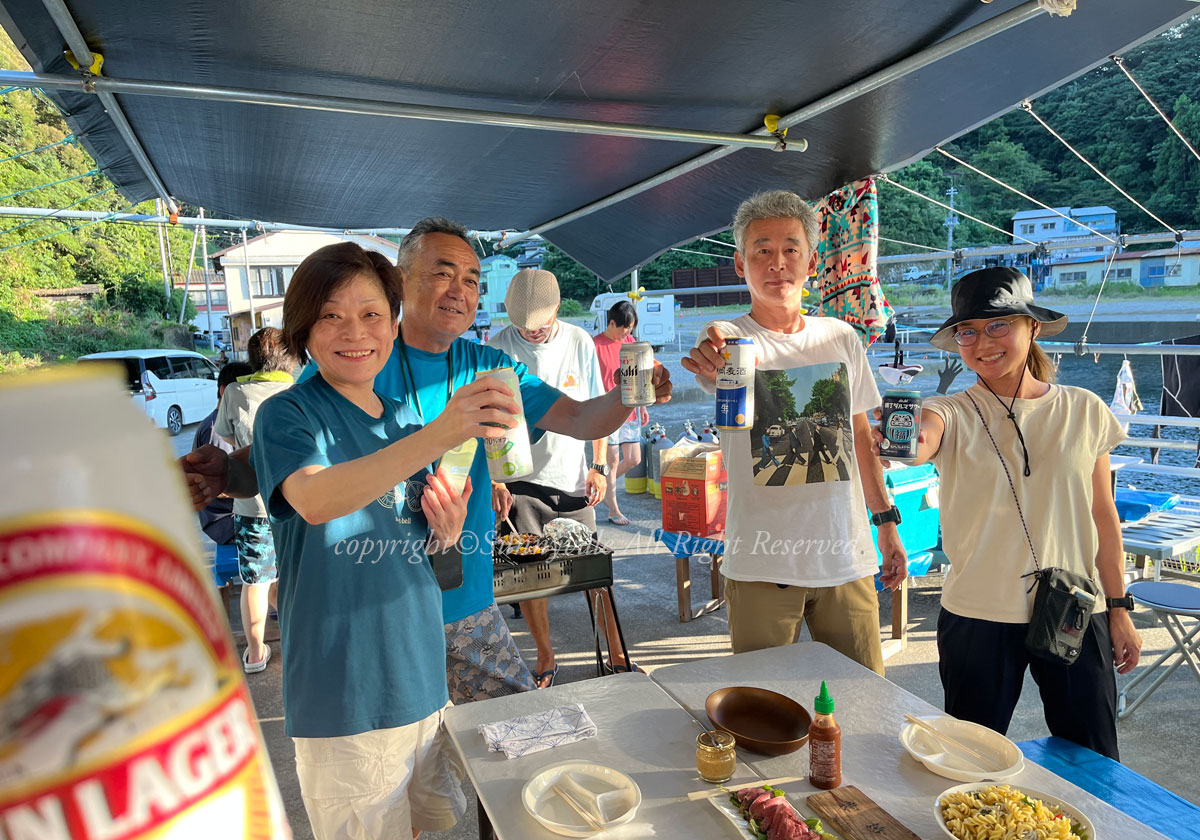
[475,366,534,480]
[620,342,656,407]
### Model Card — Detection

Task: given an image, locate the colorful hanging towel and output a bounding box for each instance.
[814,178,894,347]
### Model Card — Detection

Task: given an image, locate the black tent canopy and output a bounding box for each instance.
[0,0,1195,279]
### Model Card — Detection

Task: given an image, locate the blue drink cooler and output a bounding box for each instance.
[871,463,941,560]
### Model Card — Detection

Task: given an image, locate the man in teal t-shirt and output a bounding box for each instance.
[292,217,673,702]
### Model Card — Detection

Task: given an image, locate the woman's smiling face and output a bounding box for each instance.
[306,272,398,389]
[954,315,1037,380]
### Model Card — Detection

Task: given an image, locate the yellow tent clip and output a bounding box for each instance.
[764,113,787,139]
[627,286,645,302]
[64,49,104,76]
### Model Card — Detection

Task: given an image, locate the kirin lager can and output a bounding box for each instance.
[879,389,922,462]
[715,337,756,430]
[475,367,534,481]
[0,368,291,838]
[619,342,656,407]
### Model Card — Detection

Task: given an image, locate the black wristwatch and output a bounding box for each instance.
[589,462,609,476]
[870,506,902,527]
[1106,594,1135,610]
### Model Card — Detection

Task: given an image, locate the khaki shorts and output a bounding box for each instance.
[725,575,885,675]
[293,703,466,840]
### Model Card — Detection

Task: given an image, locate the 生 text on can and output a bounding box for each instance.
[619,342,656,407]
[879,389,922,462]
[475,366,534,480]
[715,337,755,430]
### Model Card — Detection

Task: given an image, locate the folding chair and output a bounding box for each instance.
[1118,580,1200,720]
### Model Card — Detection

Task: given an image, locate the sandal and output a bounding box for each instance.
[243,643,271,674]
[607,515,631,526]
[531,665,559,689]
[602,659,642,675]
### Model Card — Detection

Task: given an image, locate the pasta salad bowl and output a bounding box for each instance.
[934,782,1096,840]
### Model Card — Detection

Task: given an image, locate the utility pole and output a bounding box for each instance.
[944,177,959,290]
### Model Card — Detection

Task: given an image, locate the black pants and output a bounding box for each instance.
[936,608,1119,760]
[502,481,596,536]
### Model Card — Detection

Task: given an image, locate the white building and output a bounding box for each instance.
[1048,243,1200,288]
[1011,206,1119,259]
[209,231,399,352]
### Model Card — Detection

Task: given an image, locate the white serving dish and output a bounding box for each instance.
[933,782,1097,840]
[521,761,641,837]
[899,715,1024,782]
[708,787,840,839]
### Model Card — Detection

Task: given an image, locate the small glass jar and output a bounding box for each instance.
[696,729,737,783]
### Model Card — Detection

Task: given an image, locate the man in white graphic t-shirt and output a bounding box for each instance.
[682,190,906,675]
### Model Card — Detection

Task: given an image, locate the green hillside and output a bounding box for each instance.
[0,33,197,372]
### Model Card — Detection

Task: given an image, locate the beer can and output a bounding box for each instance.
[0,368,291,838]
[619,342,656,407]
[879,388,922,462]
[715,337,756,430]
[475,367,534,480]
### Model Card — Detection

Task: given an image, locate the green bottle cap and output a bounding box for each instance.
[814,680,834,715]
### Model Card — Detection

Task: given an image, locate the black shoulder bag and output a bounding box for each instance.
[964,392,1097,665]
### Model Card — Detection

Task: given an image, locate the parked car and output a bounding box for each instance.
[77,349,219,435]
[474,308,493,331]
[192,331,229,350]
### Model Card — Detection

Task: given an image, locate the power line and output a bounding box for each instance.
[935,147,1118,245]
[0,134,77,166]
[0,169,98,203]
[1021,100,1178,235]
[879,236,952,254]
[1112,55,1200,164]
[878,173,1039,245]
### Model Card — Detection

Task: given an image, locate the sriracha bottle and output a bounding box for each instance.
[808,681,842,789]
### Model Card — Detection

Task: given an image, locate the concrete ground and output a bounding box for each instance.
[170,315,1200,838]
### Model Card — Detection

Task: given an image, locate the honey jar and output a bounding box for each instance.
[696,729,737,783]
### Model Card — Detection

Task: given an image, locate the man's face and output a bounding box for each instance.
[401,232,481,342]
[517,309,558,344]
[605,321,634,341]
[734,217,819,309]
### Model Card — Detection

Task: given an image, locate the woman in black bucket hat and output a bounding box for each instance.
[874,266,1141,759]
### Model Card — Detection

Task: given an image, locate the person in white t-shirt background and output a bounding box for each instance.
[683,190,906,676]
[872,267,1141,759]
[490,270,639,685]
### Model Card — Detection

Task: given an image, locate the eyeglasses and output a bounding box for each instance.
[953,317,1020,347]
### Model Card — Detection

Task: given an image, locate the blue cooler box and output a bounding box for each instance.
[871,462,940,559]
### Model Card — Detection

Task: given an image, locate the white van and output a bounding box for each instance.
[78,349,220,436]
[589,292,676,350]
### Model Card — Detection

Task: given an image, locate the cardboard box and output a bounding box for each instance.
[659,442,727,538]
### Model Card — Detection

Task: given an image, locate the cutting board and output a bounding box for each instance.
[806,786,920,840]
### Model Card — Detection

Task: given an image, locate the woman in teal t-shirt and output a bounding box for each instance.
[251,242,521,840]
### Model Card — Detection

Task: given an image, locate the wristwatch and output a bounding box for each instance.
[1106,594,1135,610]
[870,506,902,527]
[589,462,610,476]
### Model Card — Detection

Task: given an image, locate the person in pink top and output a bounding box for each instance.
[593,299,647,526]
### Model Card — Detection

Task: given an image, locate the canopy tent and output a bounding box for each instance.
[0,0,1196,280]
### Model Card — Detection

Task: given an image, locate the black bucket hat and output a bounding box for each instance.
[930,267,1067,351]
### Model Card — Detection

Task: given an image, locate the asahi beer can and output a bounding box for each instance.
[475,367,534,480]
[715,337,756,430]
[619,342,656,407]
[879,388,922,462]
[0,368,291,839]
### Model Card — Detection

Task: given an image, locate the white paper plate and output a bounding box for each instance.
[708,787,840,839]
[521,762,641,837]
[933,782,1096,840]
[899,715,1024,782]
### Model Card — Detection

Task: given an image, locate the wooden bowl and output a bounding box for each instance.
[705,686,812,756]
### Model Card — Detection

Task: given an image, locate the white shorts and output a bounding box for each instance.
[293,703,466,839]
[608,416,643,446]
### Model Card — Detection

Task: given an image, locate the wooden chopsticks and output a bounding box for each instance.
[685,775,805,801]
[552,784,604,831]
[903,714,1002,773]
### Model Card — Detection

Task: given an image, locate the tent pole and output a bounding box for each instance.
[39,0,178,213]
[199,209,215,341]
[241,229,257,355]
[498,0,1048,246]
[155,199,172,301]
[179,219,201,323]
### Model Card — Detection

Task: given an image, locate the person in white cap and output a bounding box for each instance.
[490,269,638,686]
